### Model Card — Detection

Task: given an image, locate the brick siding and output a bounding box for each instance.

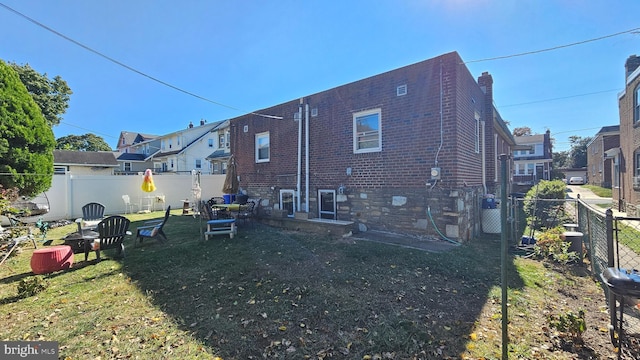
[231,51,510,239]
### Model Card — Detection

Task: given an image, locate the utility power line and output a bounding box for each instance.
[465,26,640,64]
[501,89,621,108]
[0,2,283,120]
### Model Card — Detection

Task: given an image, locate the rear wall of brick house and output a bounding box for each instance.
[231,52,497,240]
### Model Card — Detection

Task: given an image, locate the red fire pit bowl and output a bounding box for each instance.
[30,245,74,274]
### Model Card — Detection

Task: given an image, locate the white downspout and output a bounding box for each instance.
[305,104,310,213]
[297,99,302,213]
[481,119,487,194]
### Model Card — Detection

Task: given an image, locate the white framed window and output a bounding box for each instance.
[353,108,381,153]
[226,133,230,148]
[195,159,202,169]
[256,132,270,163]
[124,162,131,172]
[614,155,620,187]
[208,139,213,148]
[219,134,225,148]
[397,84,407,96]
[635,85,640,123]
[526,163,534,175]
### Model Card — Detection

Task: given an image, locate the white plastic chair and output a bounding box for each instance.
[122,195,138,214]
[154,194,166,211]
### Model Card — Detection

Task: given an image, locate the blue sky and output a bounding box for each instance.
[1,0,639,152]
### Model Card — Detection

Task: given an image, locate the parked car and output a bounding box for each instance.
[568,176,585,185]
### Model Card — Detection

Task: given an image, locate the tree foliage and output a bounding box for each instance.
[568,136,591,168]
[0,60,54,197]
[9,62,72,127]
[513,126,532,137]
[553,150,570,169]
[524,180,570,231]
[56,134,112,151]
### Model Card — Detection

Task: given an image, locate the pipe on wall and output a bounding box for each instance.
[305,103,310,213]
[297,99,303,213]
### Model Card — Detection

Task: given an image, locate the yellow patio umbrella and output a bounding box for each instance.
[141,169,156,192]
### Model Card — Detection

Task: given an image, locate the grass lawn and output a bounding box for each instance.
[0,211,614,359]
[582,184,613,198]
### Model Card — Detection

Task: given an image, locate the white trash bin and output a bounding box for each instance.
[482,208,501,234]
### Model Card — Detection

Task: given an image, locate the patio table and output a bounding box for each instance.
[63,230,99,254]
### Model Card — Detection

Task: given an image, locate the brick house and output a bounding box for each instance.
[586,125,619,188]
[616,55,640,214]
[229,51,515,240]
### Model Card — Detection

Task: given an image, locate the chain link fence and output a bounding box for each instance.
[576,201,640,354]
[599,210,640,354]
[508,197,578,243]
[505,195,640,353]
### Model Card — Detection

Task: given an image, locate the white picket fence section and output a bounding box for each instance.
[21,173,227,222]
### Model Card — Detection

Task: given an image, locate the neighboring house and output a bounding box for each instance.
[53,150,119,175]
[229,51,515,240]
[616,55,640,214]
[205,120,232,174]
[116,131,157,153]
[512,130,553,185]
[149,119,227,174]
[115,137,162,175]
[586,125,619,188]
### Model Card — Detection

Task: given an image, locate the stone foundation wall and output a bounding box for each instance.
[248,185,482,242]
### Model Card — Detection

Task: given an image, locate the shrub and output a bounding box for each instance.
[533,226,580,264]
[17,276,48,298]
[523,180,571,231]
[533,226,564,257]
[548,309,586,342]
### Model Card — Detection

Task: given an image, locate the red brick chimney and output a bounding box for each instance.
[625,55,640,78]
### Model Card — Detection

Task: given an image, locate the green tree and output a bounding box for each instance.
[568,136,591,168]
[56,134,112,151]
[9,62,72,127]
[0,60,54,197]
[553,150,570,169]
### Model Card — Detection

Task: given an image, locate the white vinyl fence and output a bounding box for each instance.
[18,173,227,223]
